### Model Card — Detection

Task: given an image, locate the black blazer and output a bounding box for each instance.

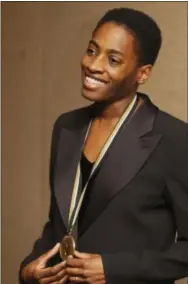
[20,93,188,284]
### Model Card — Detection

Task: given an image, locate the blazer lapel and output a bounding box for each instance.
[79,95,162,236]
[54,108,92,230]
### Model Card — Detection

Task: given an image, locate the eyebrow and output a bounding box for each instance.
[89,39,124,57]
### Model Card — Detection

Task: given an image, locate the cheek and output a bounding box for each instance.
[81,54,89,68]
[108,66,129,83]
[109,67,138,94]
[81,57,86,69]
[81,53,94,68]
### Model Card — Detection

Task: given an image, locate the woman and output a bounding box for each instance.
[20,7,188,284]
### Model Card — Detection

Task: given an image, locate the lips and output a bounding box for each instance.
[83,73,108,90]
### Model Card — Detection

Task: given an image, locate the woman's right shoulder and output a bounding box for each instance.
[52,104,93,134]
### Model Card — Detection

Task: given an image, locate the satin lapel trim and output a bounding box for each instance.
[79,99,162,236]
[54,124,89,229]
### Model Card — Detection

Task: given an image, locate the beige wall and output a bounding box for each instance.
[2,2,187,284]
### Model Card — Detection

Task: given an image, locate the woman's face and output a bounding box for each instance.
[81,22,141,103]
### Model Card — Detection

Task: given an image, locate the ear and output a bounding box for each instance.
[136,64,153,85]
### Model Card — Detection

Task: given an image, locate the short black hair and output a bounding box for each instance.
[94,7,162,66]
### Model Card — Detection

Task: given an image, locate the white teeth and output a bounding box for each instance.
[85,76,105,87]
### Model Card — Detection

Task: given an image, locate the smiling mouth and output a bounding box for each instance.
[83,73,108,90]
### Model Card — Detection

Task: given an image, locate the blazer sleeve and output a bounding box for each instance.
[19,115,64,284]
[101,127,188,282]
[19,194,57,284]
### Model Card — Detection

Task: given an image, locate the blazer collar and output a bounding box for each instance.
[78,93,162,236]
[54,93,162,236]
[54,108,91,230]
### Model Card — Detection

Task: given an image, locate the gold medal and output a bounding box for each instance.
[60,234,76,260]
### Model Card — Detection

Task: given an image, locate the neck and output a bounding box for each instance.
[94,93,136,122]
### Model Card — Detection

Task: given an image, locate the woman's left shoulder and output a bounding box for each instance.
[155,110,187,138]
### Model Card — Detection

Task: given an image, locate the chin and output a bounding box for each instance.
[81,88,107,102]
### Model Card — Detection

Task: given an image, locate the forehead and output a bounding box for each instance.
[92,22,135,55]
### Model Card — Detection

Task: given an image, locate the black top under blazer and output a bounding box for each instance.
[19,93,188,284]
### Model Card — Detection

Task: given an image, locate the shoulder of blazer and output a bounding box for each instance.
[135,93,187,154]
[53,104,94,134]
[155,109,187,137]
[154,109,188,158]
[50,103,93,153]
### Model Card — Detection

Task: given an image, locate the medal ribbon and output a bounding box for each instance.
[67,95,137,234]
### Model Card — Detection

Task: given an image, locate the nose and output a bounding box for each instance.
[87,55,105,74]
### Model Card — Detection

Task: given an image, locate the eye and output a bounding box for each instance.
[86,47,97,56]
[108,56,121,66]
